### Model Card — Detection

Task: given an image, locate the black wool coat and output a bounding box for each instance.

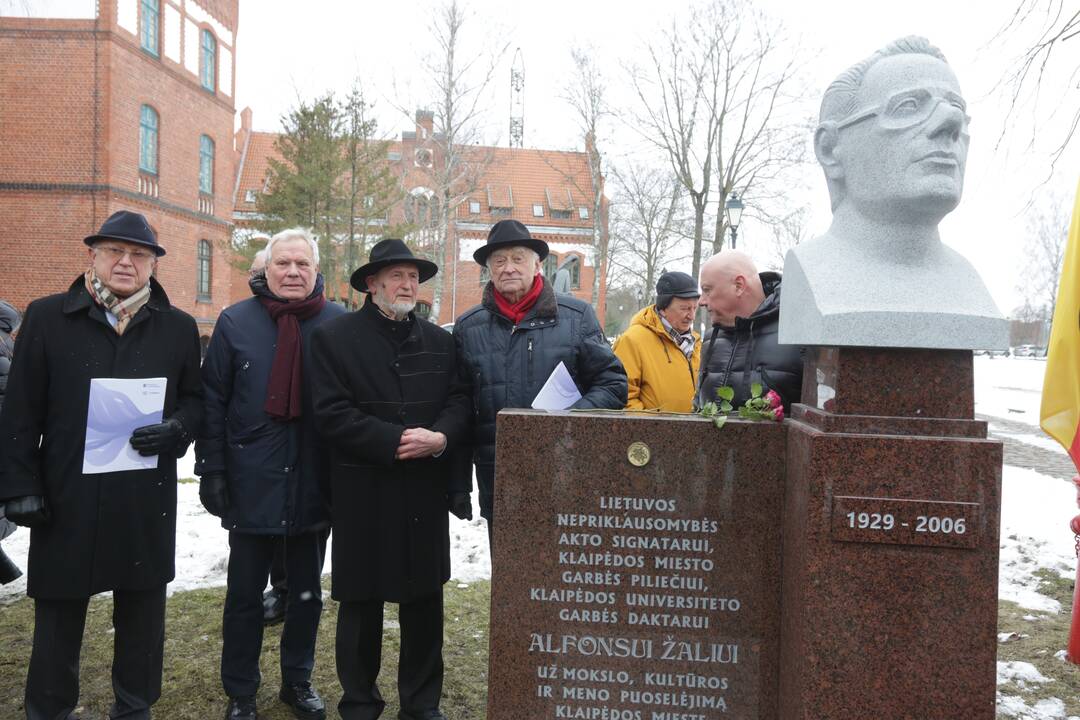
[196,283,345,535]
[0,277,203,599]
[310,299,472,603]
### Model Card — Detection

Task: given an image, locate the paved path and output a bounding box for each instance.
[979,413,1076,481]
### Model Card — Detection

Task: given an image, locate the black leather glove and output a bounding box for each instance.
[449,492,472,521]
[130,417,188,457]
[4,495,49,528]
[199,474,229,518]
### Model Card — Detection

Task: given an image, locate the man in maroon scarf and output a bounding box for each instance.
[197,228,345,720]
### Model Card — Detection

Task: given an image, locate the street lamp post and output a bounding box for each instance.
[725,192,744,250]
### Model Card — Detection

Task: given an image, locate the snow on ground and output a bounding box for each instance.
[0,465,490,603]
[999,465,1078,613]
[975,355,1048,424]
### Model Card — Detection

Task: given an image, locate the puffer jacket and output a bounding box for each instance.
[613,305,700,412]
[0,300,20,414]
[694,272,803,412]
[454,277,627,517]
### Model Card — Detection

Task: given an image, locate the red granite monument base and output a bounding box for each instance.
[485,348,1003,719]
[778,347,1001,719]
[488,411,787,720]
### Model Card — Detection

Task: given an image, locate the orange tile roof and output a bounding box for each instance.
[234,132,602,240]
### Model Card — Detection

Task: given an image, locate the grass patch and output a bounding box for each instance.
[3,576,1078,717]
[177,477,199,485]
[996,569,1080,715]
[0,579,490,719]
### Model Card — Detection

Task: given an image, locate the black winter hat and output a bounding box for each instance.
[83,210,166,256]
[350,238,439,293]
[655,271,700,309]
[473,219,549,266]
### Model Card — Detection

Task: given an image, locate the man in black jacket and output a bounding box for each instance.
[694,251,803,412]
[197,228,344,720]
[310,239,472,720]
[454,220,627,545]
[0,210,203,720]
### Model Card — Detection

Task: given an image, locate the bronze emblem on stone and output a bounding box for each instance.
[627,441,651,467]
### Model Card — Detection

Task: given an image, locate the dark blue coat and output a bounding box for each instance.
[196,283,345,535]
[454,278,627,518]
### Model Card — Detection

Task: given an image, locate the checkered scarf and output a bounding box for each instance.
[83,269,151,335]
[659,312,696,359]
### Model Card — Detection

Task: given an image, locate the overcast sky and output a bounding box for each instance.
[8,0,1079,314]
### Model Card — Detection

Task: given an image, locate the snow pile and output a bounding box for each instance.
[998,466,1078,612]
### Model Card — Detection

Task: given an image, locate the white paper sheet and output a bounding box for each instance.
[531,362,582,411]
[82,377,167,474]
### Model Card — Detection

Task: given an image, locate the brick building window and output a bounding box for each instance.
[197,240,212,301]
[199,135,214,193]
[200,29,216,92]
[566,254,582,289]
[140,0,159,56]
[415,301,432,319]
[139,105,158,175]
[543,254,558,279]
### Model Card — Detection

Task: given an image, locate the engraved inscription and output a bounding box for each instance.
[831,496,980,549]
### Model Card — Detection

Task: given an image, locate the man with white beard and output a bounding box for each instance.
[309,238,472,720]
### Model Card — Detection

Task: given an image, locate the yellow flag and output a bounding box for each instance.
[1040,178,1080,472]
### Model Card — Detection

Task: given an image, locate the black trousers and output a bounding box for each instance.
[336,592,443,720]
[221,531,324,698]
[25,585,166,720]
[269,528,328,595]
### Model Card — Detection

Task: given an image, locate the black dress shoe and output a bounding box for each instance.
[262,587,286,625]
[279,682,326,719]
[225,696,258,720]
[398,710,448,720]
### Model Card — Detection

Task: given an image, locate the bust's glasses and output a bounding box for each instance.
[94,245,156,263]
[835,88,971,132]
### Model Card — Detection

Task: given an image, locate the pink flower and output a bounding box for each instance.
[772,405,785,422]
[765,390,782,409]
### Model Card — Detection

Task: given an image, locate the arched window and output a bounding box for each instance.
[140,0,159,56]
[543,253,558,280]
[200,29,216,92]
[197,239,212,301]
[567,253,582,289]
[199,135,214,193]
[139,105,158,175]
[415,301,432,319]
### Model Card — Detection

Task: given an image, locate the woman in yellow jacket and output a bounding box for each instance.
[613,272,701,412]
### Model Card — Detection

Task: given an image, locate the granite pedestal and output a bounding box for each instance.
[488,411,786,720]
[487,348,1002,719]
[779,347,1002,719]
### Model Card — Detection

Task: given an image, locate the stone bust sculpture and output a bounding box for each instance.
[778,36,1007,349]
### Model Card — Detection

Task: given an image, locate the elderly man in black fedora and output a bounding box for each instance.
[309,238,472,720]
[0,209,203,720]
[196,227,344,720]
[453,219,627,545]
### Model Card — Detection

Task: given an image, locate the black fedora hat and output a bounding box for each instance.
[350,238,438,293]
[472,219,549,266]
[83,210,166,256]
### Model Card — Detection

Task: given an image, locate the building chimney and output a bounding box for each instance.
[415,109,435,139]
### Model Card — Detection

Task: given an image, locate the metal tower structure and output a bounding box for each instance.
[509,48,524,148]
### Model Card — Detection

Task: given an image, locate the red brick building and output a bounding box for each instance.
[0,1,238,343]
[232,110,609,323]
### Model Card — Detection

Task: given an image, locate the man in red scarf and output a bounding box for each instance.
[453,220,627,547]
[197,228,345,720]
